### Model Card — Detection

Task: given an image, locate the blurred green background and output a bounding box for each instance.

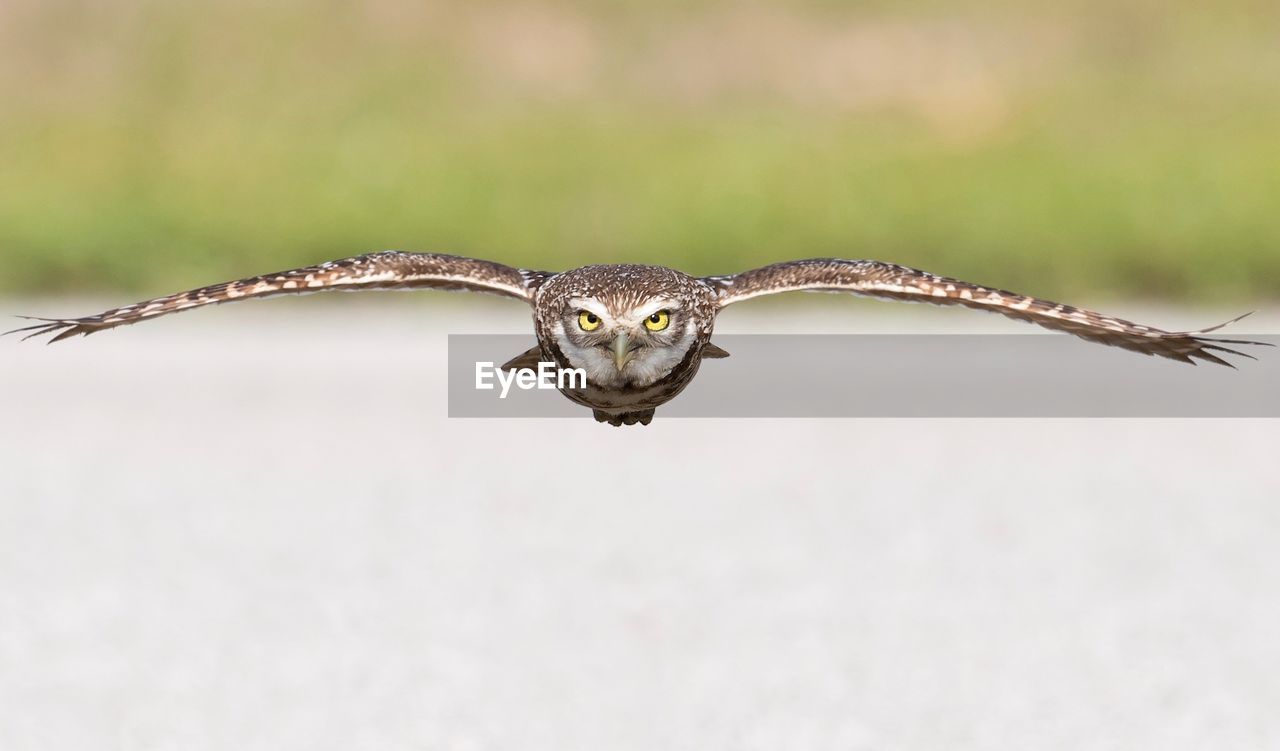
[1,0,1277,301]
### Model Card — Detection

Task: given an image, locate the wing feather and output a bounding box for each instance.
[703,259,1269,366]
[7,251,551,343]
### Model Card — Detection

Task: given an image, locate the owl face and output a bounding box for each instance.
[551,295,698,388]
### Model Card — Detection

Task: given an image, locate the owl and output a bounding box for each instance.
[8,251,1267,425]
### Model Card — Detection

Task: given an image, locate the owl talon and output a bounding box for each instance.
[593,409,654,426]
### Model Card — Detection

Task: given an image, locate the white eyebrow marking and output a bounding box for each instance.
[636,298,680,317]
[568,298,611,319]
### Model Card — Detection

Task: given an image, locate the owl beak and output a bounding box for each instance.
[611,332,634,371]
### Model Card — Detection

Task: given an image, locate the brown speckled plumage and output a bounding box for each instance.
[532,265,719,425]
[7,252,1268,424]
[10,251,542,343]
[702,259,1263,366]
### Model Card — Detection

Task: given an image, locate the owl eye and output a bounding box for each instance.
[644,310,671,331]
[578,311,602,331]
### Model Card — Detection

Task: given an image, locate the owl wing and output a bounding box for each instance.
[702,259,1269,366]
[7,251,552,343]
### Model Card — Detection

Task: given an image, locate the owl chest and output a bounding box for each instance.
[555,357,703,412]
[535,335,704,412]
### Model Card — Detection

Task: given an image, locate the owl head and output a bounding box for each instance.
[540,265,712,388]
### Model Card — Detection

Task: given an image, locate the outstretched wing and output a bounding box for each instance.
[8,251,551,343]
[702,259,1269,366]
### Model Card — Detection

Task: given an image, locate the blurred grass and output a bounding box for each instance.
[1,0,1278,301]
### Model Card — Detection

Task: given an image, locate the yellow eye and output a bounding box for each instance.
[644,310,670,332]
[578,311,602,331]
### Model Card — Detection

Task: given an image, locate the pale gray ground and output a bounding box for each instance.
[2,298,1279,751]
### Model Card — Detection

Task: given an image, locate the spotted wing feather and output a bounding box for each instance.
[7,251,550,343]
[703,259,1269,366]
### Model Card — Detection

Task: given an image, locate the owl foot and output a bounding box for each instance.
[593,409,655,427]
